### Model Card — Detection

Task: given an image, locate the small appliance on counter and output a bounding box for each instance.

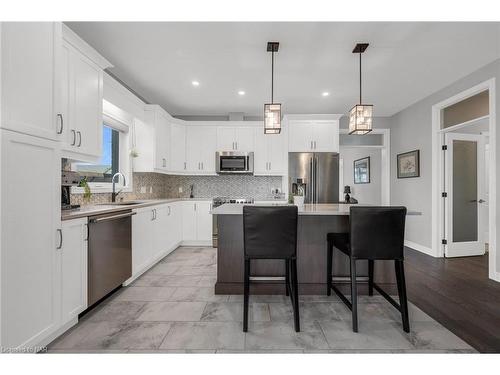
[212,197,254,247]
[61,170,82,211]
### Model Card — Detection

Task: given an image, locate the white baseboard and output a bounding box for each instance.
[180,240,213,247]
[489,271,500,283]
[404,240,437,257]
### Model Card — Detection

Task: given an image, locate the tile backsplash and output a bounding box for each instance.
[71,172,283,205]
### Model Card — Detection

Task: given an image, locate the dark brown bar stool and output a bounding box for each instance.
[243,205,300,332]
[326,206,409,333]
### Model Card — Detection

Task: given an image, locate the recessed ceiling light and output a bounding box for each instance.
[322,92,330,97]
[238,90,245,96]
[192,80,200,86]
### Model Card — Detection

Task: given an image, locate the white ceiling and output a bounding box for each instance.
[66,22,500,117]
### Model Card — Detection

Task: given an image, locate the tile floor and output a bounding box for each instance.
[48,247,476,353]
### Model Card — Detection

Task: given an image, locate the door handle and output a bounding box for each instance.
[478,199,486,204]
[77,131,82,147]
[71,129,76,146]
[56,114,64,134]
[56,229,63,250]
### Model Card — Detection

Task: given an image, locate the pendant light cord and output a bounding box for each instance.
[359,51,362,104]
[271,50,274,104]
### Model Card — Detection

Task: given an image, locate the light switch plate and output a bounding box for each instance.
[140,186,146,194]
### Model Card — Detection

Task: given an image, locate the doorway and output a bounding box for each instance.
[432,78,498,281]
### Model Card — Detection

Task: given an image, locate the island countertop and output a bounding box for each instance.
[211,203,421,216]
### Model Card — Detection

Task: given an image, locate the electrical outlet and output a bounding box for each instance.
[179,186,183,193]
[140,186,146,194]
[149,186,153,193]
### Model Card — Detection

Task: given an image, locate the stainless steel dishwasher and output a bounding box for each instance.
[87,210,135,306]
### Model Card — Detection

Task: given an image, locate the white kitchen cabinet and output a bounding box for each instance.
[216,126,254,151]
[60,218,88,326]
[170,123,187,173]
[186,126,217,174]
[182,201,213,245]
[254,128,286,175]
[166,202,183,250]
[60,26,111,162]
[132,206,155,277]
[139,105,172,173]
[288,121,339,152]
[1,22,62,141]
[153,205,170,258]
[0,129,61,349]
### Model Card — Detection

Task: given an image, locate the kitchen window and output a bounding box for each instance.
[72,114,132,194]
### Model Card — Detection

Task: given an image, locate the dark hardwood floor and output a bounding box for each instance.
[404,248,500,353]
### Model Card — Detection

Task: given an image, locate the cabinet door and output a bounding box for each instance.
[185,126,201,172]
[132,208,154,276]
[61,218,88,325]
[170,123,186,172]
[1,130,60,348]
[170,202,183,247]
[288,122,314,152]
[72,50,103,158]
[60,41,75,151]
[152,205,169,259]
[267,132,286,175]
[253,129,269,175]
[1,22,60,140]
[234,127,255,151]
[216,127,236,150]
[182,202,198,241]
[196,202,213,242]
[313,121,339,152]
[155,113,171,171]
[198,127,217,173]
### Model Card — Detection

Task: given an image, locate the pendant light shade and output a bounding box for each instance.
[349,43,373,135]
[264,42,281,134]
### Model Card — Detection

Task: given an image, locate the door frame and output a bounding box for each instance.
[431,78,498,282]
[339,128,391,205]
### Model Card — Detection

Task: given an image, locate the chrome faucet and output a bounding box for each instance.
[111,172,126,202]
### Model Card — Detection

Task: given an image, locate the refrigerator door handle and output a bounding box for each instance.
[309,157,314,203]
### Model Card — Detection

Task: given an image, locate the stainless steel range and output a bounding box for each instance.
[212,197,254,247]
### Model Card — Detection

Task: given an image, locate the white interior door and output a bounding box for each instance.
[445,132,486,257]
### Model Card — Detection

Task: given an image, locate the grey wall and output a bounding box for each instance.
[389,58,500,267]
[340,147,382,204]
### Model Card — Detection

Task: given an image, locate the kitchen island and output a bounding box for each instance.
[211,203,403,295]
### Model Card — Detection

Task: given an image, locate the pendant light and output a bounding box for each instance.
[349,43,373,135]
[264,42,281,134]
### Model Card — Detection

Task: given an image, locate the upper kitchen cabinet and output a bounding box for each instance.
[170,122,187,173]
[186,126,217,174]
[60,25,112,162]
[136,105,172,173]
[254,128,286,175]
[216,126,255,151]
[1,22,62,141]
[287,116,342,153]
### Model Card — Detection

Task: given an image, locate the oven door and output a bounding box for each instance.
[216,152,253,174]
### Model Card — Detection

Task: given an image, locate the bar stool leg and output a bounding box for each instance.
[368,260,374,296]
[243,258,250,332]
[350,258,358,333]
[291,258,300,332]
[285,259,290,297]
[326,242,333,296]
[395,260,410,333]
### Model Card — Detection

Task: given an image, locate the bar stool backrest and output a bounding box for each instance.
[349,206,407,260]
[243,205,298,259]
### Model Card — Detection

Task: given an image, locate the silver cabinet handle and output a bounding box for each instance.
[168,206,171,215]
[71,129,76,146]
[154,209,157,220]
[84,224,88,241]
[151,209,155,221]
[194,203,197,211]
[56,114,64,134]
[162,158,166,168]
[184,162,187,170]
[201,162,204,170]
[269,161,271,170]
[479,199,486,203]
[310,141,313,150]
[56,229,63,249]
[235,142,238,150]
[90,212,136,223]
[314,141,317,149]
[77,131,82,147]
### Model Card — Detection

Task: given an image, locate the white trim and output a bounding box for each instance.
[405,240,436,257]
[62,24,112,69]
[437,114,489,134]
[339,128,391,205]
[431,78,497,281]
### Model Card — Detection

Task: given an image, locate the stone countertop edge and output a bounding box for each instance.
[61,198,210,221]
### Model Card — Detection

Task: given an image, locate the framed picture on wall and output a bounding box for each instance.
[397,150,420,178]
[354,157,370,184]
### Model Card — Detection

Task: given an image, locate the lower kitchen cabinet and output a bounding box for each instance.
[182,201,213,245]
[60,218,88,326]
[131,206,155,277]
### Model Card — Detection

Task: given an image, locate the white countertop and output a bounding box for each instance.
[62,198,210,221]
[210,203,422,216]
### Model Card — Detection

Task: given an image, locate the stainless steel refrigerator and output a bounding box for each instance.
[288,152,340,203]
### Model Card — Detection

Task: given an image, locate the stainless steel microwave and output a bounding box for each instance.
[215,152,254,174]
